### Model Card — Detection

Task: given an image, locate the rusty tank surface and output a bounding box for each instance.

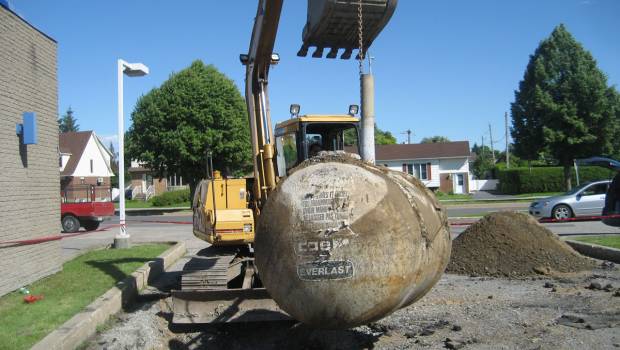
[255,153,451,329]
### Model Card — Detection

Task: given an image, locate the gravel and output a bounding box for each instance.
[87,264,620,350]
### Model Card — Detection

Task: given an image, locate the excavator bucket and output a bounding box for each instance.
[297,0,398,59]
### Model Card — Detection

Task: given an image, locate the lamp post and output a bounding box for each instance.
[114,59,149,249]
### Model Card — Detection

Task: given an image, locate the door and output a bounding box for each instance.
[573,183,608,216]
[454,174,465,194]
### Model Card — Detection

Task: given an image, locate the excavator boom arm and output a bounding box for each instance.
[243,0,283,208]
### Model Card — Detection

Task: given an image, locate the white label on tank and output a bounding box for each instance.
[281,163,387,235]
[297,260,354,281]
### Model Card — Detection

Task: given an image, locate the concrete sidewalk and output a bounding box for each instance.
[60,221,206,262]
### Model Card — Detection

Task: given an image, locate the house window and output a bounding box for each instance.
[402,164,414,175]
[415,163,428,180]
[90,159,94,173]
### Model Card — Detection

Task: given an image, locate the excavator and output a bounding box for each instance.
[172,0,397,324]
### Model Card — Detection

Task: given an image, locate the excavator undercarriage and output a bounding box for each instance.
[172,247,289,323]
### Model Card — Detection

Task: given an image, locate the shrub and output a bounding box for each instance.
[497,166,615,194]
[151,189,191,207]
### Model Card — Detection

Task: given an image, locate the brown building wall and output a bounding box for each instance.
[0,6,62,297]
[154,178,168,195]
[439,174,453,193]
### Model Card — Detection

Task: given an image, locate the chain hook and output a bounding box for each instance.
[357,1,364,75]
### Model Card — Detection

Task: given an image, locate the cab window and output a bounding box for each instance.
[305,123,358,157]
[276,133,298,176]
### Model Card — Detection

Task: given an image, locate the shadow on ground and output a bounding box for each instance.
[165,319,380,350]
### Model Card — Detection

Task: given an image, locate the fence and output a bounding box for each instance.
[470,179,499,191]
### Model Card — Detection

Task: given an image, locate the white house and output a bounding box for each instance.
[59,131,114,201]
[375,141,473,194]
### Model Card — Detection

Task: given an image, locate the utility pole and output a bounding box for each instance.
[481,135,485,163]
[401,129,412,144]
[505,112,510,169]
[488,123,496,164]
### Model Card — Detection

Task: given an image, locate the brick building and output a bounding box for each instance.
[0,2,62,296]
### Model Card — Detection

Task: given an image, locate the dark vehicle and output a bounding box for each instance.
[576,157,620,227]
[61,185,115,233]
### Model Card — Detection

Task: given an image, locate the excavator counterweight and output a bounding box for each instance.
[297,0,398,59]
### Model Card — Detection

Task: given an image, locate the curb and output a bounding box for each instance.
[565,240,620,263]
[32,241,187,350]
[439,196,547,203]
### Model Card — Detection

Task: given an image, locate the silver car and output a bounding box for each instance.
[529,180,611,220]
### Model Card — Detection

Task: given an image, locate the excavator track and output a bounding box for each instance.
[179,254,237,291]
[172,248,290,324]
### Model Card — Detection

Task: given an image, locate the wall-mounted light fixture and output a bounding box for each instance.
[16,112,37,145]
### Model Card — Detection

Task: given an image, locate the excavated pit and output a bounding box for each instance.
[447,212,596,278]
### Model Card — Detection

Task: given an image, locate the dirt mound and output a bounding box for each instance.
[446,212,595,278]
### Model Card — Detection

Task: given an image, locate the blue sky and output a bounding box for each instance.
[9,0,620,148]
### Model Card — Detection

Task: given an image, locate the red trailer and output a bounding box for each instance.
[61,185,115,233]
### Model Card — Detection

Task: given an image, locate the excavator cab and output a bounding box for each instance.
[274,113,360,176]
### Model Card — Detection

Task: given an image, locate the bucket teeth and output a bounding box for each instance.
[340,48,353,60]
[312,47,325,58]
[326,48,338,59]
[297,45,309,57]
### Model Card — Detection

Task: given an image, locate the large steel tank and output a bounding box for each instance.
[255,153,451,329]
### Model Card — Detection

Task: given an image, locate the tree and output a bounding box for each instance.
[58,107,79,132]
[126,60,251,196]
[609,89,620,160]
[344,124,396,146]
[511,24,618,190]
[374,125,397,145]
[420,135,450,144]
[470,143,497,178]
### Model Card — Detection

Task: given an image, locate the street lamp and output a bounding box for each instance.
[114,59,149,249]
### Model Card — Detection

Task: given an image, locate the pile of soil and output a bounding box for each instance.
[446,212,596,278]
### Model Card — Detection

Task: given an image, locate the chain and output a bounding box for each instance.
[357,1,364,75]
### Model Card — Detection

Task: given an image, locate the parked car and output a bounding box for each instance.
[576,157,620,227]
[529,180,611,220]
[61,185,115,233]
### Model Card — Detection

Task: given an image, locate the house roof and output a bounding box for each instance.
[374,141,471,161]
[59,131,93,176]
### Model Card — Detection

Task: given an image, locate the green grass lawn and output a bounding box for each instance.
[0,244,170,350]
[515,192,564,198]
[436,193,473,200]
[573,235,620,249]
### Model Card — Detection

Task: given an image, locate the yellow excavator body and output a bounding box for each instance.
[192,171,254,245]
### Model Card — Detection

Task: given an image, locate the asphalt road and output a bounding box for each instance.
[59,209,618,260]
